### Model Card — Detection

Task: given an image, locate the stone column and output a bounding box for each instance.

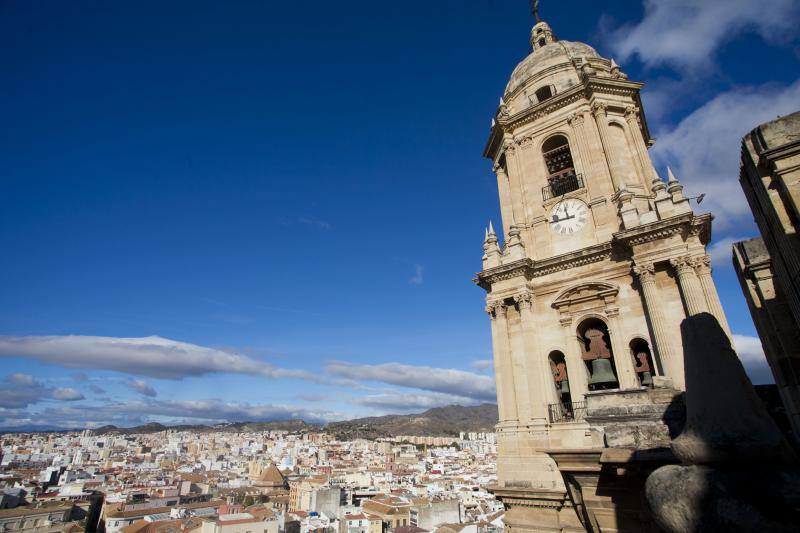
[508,296,533,424]
[560,316,589,402]
[489,299,518,423]
[671,255,710,316]
[692,254,732,337]
[493,162,515,240]
[605,306,639,389]
[568,111,606,199]
[487,302,508,422]
[634,263,683,389]
[624,105,656,188]
[591,101,624,191]
[515,291,551,424]
[503,141,527,228]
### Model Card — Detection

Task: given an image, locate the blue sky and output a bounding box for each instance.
[1,0,799,429]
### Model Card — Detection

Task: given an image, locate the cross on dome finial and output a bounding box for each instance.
[531,0,541,23]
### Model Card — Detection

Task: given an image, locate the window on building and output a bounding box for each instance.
[535,86,553,102]
[538,38,546,47]
[578,318,619,391]
[542,135,582,199]
[630,338,657,386]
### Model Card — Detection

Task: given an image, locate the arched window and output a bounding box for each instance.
[538,38,546,47]
[630,338,655,387]
[578,318,619,391]
[542,135,582,200]
[535,85,553,102]
[548,350,575,422]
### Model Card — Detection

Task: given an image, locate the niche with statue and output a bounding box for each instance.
[578,318,620,391]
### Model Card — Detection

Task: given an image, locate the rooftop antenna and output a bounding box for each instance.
[531,0,541,22]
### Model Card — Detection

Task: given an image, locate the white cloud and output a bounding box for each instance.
[2,399,346,429]
[51,387,84,401]
[606,0,800,70]
[707,236,750,270]
[651,79,800,232]
[470,359,494,371]
[409,264,424,286]
[732,334,773,385]
[127,379,157,398]
[356,390,482,413]
[0,374,85,408]
[0,335,316,381]
[326,361,496,401]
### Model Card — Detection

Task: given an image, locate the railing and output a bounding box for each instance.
[542,170,584,201]
[548,400,587,423]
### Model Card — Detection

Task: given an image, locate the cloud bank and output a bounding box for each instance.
[651,79,800,232]
[607,0,800,70]
[0,335,315,381]
[326,361,496,401]
[0,373,84,408]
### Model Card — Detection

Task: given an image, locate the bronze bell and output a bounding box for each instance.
[588,358,617,386]
[640,370,653,387]
[560,379,570,394]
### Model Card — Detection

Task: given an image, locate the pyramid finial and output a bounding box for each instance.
[488,220,496,235]
[667,166,679,184]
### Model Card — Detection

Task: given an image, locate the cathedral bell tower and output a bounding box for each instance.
[475,13,731,533]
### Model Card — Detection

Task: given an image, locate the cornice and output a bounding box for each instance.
[531,242,614,278]
[612,212,712,247]
[474,242,614,291]
[474,258,532,290]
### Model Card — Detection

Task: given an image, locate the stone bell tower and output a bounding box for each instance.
[475,13,731,533]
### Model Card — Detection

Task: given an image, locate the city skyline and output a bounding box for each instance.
[3,0,800,429]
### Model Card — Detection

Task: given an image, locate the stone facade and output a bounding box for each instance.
[733,111,800,443]
[475,18,729,532]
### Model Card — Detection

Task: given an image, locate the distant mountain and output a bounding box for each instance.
[324,404,499,440]
[3,404,498,438]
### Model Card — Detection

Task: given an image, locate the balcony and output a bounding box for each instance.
[542,170,584,201]
[548,400,587,423]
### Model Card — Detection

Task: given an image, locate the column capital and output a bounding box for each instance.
[591,101,607,117]
[670,255,695,276]
[502,140,516,154]
[513,291,534,310]
[567,112,585,127]
[486,299,508,318]
[633,262,656,283]
[492,162,504,174]
[516,135,534,148]
[692,254,712,275]
[623,105,639,122]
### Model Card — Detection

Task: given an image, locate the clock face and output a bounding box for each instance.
[549,198,589,235]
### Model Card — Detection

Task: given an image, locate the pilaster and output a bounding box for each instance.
[591,101,623,192]
[633,263,683,390]
[624,105,656,189]
[493,162,514,240]
[692,254,732,337]
[559,315,588,402]
[488,299,519,423]
[605,306,639,390]
[671,255,709,316]
[515,290,552,424]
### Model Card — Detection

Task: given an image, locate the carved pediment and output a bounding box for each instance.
[551,281,619,314]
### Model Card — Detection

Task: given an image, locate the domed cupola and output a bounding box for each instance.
[530,20,555,51]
